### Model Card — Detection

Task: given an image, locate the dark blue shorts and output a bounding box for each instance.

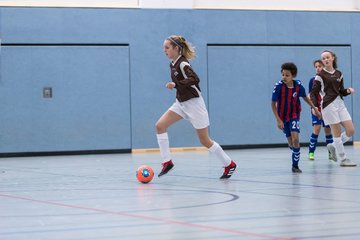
[283,119,300,138]
[311,114,330,128]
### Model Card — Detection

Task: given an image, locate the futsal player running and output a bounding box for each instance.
[310,50,357,167]
[271,62,321,173]
[307,59,335,161]
[155,35,236,179]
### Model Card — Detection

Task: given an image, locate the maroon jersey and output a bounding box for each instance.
[170,56,201,102]
[310,69,350,109]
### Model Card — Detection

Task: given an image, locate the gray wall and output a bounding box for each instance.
[0,8,359,154]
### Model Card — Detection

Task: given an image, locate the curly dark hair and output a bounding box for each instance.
[281,62,297,77]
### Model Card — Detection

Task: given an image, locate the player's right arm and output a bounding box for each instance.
[309,77,321,108]
[271,101,284,130]
[271,82,284,130]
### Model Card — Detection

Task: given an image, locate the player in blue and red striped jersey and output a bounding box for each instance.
[271,62,321,173]
[307,60,334,161]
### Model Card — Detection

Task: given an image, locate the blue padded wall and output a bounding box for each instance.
[0,45,131,152]
[0,8,359,154]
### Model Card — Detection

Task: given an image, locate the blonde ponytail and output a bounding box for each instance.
[167,35,196,60]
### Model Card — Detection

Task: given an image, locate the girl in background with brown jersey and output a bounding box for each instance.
[310,50,356,167]
[155,35,237,179]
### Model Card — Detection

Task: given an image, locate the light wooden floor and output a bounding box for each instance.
[1,146,360,240]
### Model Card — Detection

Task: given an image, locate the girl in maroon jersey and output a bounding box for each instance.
[310,50,356,167]
[155,35,236,179]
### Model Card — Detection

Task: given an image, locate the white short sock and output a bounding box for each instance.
[157,133,171,163]
[208,141,232,167]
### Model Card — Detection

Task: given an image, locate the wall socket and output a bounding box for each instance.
[43,87,52,98]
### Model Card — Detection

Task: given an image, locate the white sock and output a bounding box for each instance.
[208,141,232,167]
[333,137,346,160]
[157,133,171,163]
[341,132,351,144]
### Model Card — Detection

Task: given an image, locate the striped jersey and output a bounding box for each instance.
[272,80,306,122]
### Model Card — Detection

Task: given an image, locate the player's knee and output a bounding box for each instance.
[155,121,166,133]
[346,128,355,137]
[324,128,332,135]
[313,125,321,135]
[292,138,300,147]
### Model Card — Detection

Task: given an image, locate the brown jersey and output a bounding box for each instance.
[310,69,350,109]
[170,56,201,102]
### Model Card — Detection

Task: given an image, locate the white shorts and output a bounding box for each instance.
[169,96,210,129]
[322,96,352,125]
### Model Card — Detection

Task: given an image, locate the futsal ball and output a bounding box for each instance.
[136,165,154,184]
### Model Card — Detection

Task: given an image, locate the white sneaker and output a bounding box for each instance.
[327,143,337,161]
[340,159,357,167]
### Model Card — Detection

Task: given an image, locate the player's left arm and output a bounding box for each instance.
[340,84,355,96]
[339,74,355,96]
[177,63,200,88]
[347,87,355,94]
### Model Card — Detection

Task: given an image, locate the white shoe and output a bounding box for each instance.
[327,143,337,161]
[340,159,357,167]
